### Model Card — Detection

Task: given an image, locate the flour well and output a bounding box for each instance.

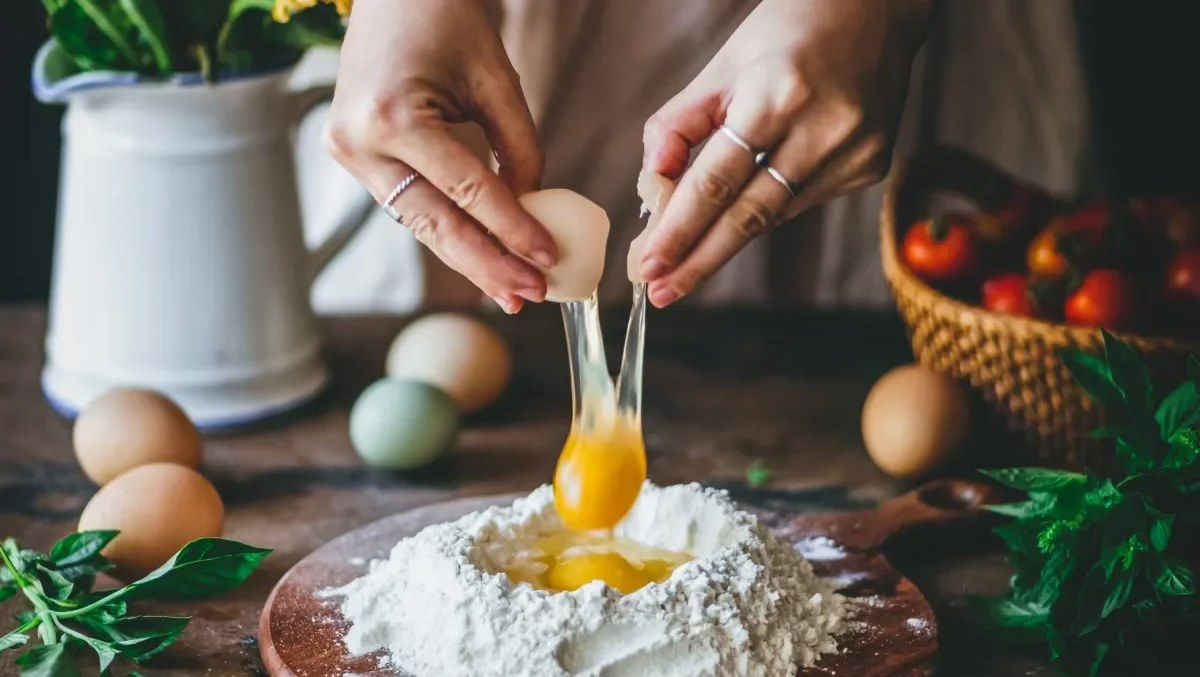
[327,483,849,676]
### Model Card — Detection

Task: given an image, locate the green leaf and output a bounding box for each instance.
[1088,642,1111,677]
[970,597,1051,631]
[1061,349,1123,409]
[16,642,80,677]
[982,467,1087,493]
[74,0,142,66]
[0,631,30,652]
[119,0,173,74]
[1149,514,1173,552]
[50,531,118,569]
[91,616,190,662]
[1103,330,1154,410]
[0,583,15,603]
[1154,558,1195,596]
[35,564,74,601]
[1155,380,1200,440]
[745,460,770,488]
[123,538,271,600]
[64,628,118,673]
[1101,567,1136,619]
[1164,428,1200,470]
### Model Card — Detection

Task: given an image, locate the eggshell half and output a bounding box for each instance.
[629,173,678,282]
[518,189,610,302]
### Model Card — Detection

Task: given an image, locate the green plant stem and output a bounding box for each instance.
[0,542,27,586]
[54,587,128,620]
[30,597,59,645]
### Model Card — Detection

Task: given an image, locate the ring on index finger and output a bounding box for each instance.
[382,171,420,223]
[762,164,802,199]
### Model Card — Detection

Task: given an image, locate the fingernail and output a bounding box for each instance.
[492,296,520,314]
[530,249,556,269]
[649,286,680,308]
[515,287,545,303]
[641,257,672,281]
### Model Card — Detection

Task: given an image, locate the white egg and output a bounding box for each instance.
[386,313,512,414]
[518,189,610,302]
[629,173,678,282]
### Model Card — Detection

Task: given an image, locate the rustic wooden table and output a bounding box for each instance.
[0,305,1054,675]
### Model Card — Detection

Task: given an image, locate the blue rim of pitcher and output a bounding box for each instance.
[32,40,295,104]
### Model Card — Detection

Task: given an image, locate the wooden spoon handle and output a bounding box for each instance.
[792,479,1003,553]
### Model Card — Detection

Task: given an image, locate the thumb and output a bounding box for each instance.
[476,70,544,196]
[642,85,726,180]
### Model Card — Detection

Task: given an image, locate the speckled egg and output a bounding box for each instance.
[73,388,201,485]
[386,313,512,414]
[77,462,223,578]
[350,379,459,470]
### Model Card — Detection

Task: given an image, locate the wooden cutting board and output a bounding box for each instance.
[259,479,999,676]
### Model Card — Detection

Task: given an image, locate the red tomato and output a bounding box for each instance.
[982,274,1038,317]
[901,215,980,283]
[1064,269,1138,329]
[1027,200,1113,281]
[1165,247,1200,304]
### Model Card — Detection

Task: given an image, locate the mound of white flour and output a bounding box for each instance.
[328,483,848,676]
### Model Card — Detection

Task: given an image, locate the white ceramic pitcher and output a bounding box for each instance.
[34,43,375,429]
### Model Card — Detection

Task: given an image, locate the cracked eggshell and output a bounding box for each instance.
[518,189,610,302]
[628,173,678,282]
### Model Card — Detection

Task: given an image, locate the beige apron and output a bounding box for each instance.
[299,0,1091,312]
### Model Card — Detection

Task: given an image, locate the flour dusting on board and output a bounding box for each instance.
[325,483,850,676]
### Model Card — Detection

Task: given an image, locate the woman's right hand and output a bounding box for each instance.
[325,0,556,314]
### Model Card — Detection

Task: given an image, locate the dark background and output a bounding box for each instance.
[5,1,1198,303]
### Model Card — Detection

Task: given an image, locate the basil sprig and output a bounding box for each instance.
[1,534,270,675]
[976,331,1200,676]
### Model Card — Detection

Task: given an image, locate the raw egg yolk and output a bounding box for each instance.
[553,424,647,531]
[547,553,655,594]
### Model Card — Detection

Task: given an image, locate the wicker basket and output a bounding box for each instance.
[880,148,1200,471]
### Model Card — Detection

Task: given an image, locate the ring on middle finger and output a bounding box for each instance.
[763,164,802,199]
[382,171,421,223]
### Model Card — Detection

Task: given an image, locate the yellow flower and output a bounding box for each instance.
[273,0,352,23]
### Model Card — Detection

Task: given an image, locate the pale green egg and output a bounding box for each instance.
[350,379,459,469]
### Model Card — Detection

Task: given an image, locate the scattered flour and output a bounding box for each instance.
[793,536,846,562]
[326,483,848,676]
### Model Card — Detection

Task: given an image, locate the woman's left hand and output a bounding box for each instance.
[638,0,931,307]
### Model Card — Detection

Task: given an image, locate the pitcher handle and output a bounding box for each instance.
[286,81,378,283]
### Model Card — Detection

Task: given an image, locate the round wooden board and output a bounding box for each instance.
[260,493,940,676]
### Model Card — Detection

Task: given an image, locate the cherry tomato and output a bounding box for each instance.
[902,214,980,283]
[1165,247,1200,305]
[974,186,1047,246]
[1027,201,1113,280]
[1064,269,1138,329]
[982,274,1038,317]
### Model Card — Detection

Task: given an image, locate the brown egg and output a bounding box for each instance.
[73,388,201,485]
[78,463,223,578]
[385,313,512,414]
[861,365,971,479]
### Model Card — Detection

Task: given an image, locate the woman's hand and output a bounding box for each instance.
[325,0,555,314]
[638,0,931,307]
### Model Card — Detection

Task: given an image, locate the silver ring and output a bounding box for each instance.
[764,165,801,198]
[718,124,758,156]
[382,172,420,222]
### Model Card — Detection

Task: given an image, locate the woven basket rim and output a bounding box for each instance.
[881,157,1200,353]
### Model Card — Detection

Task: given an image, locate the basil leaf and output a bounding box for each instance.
[15,642,80,677]
[102,616,189,662]
[1061,349,1123,409]
[1101,567,1136,619]
[35,564,74,601]
[982,467,1086,492]
[0,631,30,652]
[66,629,118,673]
[1087,642,1110,677]
[0,583,15,603]
[970,597,1051,630]
[123,538,271,600]
[1155,558,1195,596]
[1149,514,1173,552]
[1164,428,1200,470]
[1103,330,1155,414]
[50,531,118,569]
[1155,380,1200,440]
